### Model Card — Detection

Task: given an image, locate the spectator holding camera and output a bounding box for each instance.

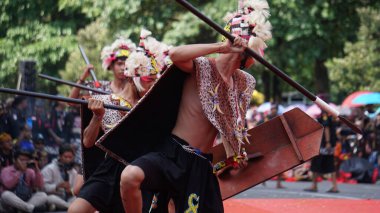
[0,147,47,212]
[42,144,77,211]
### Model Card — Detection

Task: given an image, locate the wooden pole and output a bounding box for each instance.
[38,73,110,95]
[0,88,129,111]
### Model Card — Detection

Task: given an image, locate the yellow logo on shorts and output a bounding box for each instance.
[185,193,199,213]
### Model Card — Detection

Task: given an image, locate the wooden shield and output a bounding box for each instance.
[80,104,106,181]
[95,66,188,164]
[211,108,324,200]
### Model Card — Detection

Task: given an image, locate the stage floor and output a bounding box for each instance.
[223,180,380,212]
[224,199,380,213]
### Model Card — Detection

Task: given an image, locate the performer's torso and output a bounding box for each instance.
[171,72,217,153]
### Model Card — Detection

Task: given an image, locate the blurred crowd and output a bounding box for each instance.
[0,96,81,212]
[246,103,380,186]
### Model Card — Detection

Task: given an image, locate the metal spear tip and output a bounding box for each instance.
[338,115,363,135]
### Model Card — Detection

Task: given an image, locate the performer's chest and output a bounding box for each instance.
[180,75,204,115]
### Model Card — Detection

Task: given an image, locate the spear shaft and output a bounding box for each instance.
[38,73,110,95]
[78,44,101,88]
[0,88,129,111]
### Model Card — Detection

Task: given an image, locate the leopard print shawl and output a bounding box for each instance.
[194,57,255,155]
[91,94,127,132]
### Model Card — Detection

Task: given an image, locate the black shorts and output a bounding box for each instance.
[78,156,155,213]
[310,155,336,174]
[131,134,224,213]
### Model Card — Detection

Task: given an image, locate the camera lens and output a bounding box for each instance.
[27,162,35,168]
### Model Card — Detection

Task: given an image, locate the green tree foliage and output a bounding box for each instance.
[0,22,76,90]
[57,20,111,95]
[58,0,234,95]
[327,7,380,101]
[265,0,377,101]
[1,0,379,102]
[0,0,90,94]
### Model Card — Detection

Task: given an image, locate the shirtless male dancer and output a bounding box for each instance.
[119,1,272,212]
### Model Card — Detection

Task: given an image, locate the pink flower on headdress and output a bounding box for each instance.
[102,56,115,71]
[119,45,130,50]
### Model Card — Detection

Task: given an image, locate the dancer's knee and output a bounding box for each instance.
[120,165,145,191]
[68,198,95,213]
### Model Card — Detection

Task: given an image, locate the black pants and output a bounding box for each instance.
[311,155,335,174]
[78,156,155,213]
[131,134,224,213]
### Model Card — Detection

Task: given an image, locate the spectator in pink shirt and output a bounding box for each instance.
[0,148,47,212]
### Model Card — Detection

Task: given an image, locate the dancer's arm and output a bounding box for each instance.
[83,98,104,148]
[169,37,246,73]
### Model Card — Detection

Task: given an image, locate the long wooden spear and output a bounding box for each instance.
[175,0,362,134]
[38,73,111,95]
[0,88,129,111]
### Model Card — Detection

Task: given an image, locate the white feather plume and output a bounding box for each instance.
[111,37,136,51]
[140,28,152,39]
[125,51,151,77]
[252,21,272,41]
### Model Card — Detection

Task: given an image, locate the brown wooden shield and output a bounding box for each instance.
[211,108,323,200]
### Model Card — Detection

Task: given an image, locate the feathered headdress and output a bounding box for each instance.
[124,28,172,77]
[101,37,136,70]
[223,0,272,58]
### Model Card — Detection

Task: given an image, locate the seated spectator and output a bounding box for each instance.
[42,144,77,211]
[0,133,14,169]
[33,133,49,169]
[364,143,379,182]
[0,147,47,212]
